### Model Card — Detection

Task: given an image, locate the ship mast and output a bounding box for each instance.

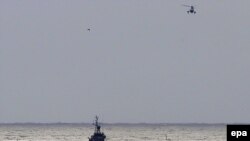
[94,116,101,134]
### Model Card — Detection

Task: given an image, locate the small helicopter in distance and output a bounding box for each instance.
[182,5,196,14]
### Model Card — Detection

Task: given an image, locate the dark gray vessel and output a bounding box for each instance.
[89,116,106,141]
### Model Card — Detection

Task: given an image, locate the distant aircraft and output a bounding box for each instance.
[182,5,196,14]
[87,28,91,31]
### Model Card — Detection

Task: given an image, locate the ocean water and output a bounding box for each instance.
[0,124,226,141]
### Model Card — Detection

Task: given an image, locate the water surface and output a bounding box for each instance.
[0,124,226,141]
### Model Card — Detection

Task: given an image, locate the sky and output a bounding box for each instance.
[0,0,250,123]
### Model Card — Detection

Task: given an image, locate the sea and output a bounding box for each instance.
[0,124,226,141]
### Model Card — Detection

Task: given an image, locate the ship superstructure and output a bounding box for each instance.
[89,116,106,141]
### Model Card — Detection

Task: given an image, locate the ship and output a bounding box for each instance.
[88,116,106,141]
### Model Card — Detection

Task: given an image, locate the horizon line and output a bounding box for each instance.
[0,122,237,125]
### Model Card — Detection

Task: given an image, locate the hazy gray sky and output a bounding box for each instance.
[1,0,250,123]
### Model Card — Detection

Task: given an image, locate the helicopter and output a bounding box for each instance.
[182,5,196,14]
